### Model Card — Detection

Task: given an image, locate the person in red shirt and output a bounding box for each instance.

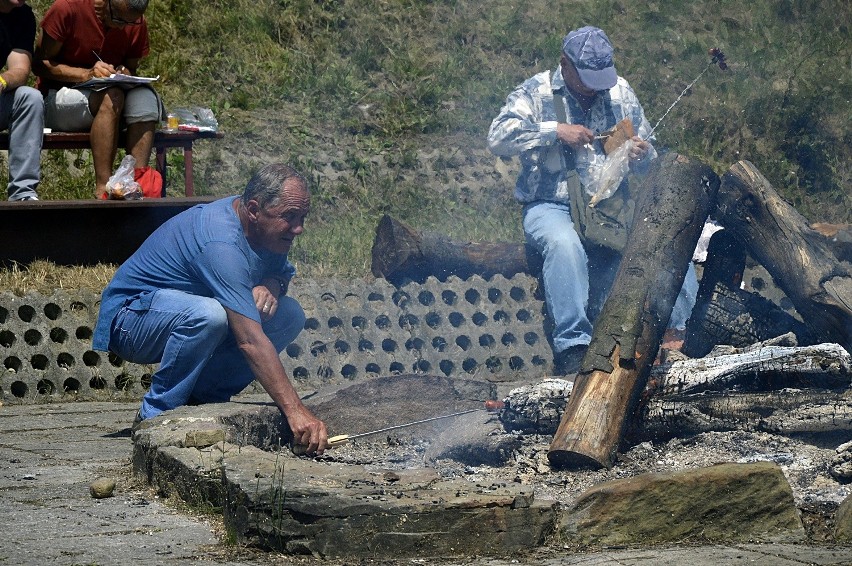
[34,0,162,198]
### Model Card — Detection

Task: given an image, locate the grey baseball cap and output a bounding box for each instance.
[562,26,618,91]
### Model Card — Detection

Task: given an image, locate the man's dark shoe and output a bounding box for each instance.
[553,344,589,375]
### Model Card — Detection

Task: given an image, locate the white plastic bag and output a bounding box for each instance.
[105,155,142,200]
[588,139,633,207]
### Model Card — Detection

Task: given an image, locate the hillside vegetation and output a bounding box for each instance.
[21,0,852,279]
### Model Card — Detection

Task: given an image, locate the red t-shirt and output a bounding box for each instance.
[37,0,150,93]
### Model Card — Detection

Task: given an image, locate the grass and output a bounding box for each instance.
[4,0,850,289]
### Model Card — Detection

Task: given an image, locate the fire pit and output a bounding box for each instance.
[131,374,557,558]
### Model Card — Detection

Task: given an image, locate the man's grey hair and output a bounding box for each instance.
[242,164,308,208]
[126,0,150,12]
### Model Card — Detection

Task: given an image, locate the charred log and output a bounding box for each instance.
[502,342,852,441]
[682,281,815,358]
[548,153,719,470]
[633,389,852,443]
[716,161,852,352]
[637,340,852,443]
[651,342,850,396]
[683,228,815,357]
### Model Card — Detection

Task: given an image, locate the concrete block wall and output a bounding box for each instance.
[0,274,554,404]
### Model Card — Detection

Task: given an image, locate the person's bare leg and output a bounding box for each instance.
[88,88,125,198]
[125,121,156,168]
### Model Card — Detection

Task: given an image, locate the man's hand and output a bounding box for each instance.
[286,403,329,456]
[629,136,651,161]
[556,123,595,148]
[253,283,278,321]
[90,60,116,78]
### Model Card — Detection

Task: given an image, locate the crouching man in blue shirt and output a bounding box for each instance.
[93,163,328,454]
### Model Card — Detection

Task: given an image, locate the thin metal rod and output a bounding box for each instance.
[347,408,485,440]
[645,60,714,140]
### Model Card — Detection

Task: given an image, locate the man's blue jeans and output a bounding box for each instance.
[109,289,306,419]
[523,202,698,354]
[0,86,43,201]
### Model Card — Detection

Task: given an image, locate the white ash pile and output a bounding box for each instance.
[501,378,573,435]
[831,441,852,484]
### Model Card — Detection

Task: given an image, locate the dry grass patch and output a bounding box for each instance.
[0,261,117,296]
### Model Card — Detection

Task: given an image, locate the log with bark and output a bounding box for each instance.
[715,161,852,352]
[370,214,531,284]
[548,153,719,470]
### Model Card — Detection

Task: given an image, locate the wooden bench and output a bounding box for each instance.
[0,129,224,196]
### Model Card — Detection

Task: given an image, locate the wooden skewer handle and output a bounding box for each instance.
[327,434,350,447]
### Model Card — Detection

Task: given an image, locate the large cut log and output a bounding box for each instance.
[716,161,852,351]
[548,153,719,470]
[370,214,530,284]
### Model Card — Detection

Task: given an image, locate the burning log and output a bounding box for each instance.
[715,161,852,352]
[548,153,719,470]
[370,214,530,284]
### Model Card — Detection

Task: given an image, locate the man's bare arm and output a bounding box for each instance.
[2,49,33,90]
[34,32,113,82]
[225,307,328,454]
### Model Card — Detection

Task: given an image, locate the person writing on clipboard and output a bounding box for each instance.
[33,0,163,198]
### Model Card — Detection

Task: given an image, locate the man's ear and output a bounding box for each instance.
[245,199,261,222]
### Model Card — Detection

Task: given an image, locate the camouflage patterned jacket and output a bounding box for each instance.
[487,67,656,205]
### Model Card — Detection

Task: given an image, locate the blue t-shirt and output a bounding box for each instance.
[92,196,296,351]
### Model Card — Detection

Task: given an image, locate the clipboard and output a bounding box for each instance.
[73,73,160,91]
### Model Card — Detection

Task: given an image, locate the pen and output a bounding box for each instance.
[92,51,125,74]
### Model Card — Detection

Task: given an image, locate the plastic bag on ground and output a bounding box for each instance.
[104,155,142,200]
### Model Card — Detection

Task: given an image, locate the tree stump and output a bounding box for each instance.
[548,153,719,470]
[716,161,852,352]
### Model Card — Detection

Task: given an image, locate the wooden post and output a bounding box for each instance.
[716,161,852,352]
[548,154,719,470]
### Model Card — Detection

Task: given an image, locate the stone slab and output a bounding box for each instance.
[561,461,805,546]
